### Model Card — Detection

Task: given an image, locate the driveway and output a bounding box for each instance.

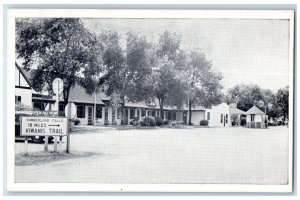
[14,126,289,184]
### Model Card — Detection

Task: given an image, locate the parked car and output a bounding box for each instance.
[15,111,54,143]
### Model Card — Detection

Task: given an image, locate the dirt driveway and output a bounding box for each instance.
[14,127,289,184]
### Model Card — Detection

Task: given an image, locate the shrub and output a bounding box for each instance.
[111,121,117,125]
[72,119,80,125]
[154,116,163,126]
[163,119,169,125]
[200,120,209,126]
[170,120,177,126]
[129,121,134,125]
[140,116,155,126]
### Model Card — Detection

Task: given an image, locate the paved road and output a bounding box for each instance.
[15,127,289,184]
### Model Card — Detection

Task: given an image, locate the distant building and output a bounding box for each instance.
[245,106,267,128]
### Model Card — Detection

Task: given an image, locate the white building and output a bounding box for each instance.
[205,103,231,127]
[245,106,267,128]
[15,63,32,110]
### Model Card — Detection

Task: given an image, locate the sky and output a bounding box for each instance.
[82,18,290,92]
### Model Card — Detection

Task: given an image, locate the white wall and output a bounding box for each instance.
[206,103,231,127]
[15,87,32,109]
[191,111,205,125]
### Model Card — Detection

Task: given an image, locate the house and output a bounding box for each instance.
[205,103,231,127]
[15,63,33,110]
[229,107,246,126]
[245,106,267,128]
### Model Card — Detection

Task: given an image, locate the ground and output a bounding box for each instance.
[14,126,289,184]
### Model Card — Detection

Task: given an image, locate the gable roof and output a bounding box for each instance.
[246,106,265,115]
[15,62,32,88]
[230,107,246,115]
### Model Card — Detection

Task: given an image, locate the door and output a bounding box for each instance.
[224,115,226,127]
[88,106,93,125]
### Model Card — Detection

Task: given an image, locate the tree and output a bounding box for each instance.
[276,86,289,121]
[183,50,223,125]
[225,84,280,119]
[99,31,154,124]
[16,18,103,105]
[151,31,187,117]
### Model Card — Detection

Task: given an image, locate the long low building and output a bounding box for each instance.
[15,63,255,127]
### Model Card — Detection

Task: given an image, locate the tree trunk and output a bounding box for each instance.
[188,99,192,125]
[159,98,164,119]
[121,95,126,125]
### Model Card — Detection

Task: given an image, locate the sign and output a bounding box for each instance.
[64,103,77,119]
[20,116,68,136]
[52,78,63,94]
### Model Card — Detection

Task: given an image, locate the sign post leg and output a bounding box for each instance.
[44,136,49,151]
[54,136,57,152]
[66,102,71,153]
[24,136,28,155]
[58,136,62,153]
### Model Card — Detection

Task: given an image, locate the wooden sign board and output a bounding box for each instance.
[20,116,68,136]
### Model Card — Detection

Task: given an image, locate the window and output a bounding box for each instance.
[117,108,121,119]
[172,112,176,120]
[125,109,128,118]
[105,107,108,120]
[15,96,21,104]
[141,109,146,117]
[77,105,85,118]
[112,107,116,123]
[251,114,255,122]
[207,112,210,120]
[168,111,172,120]
[130,109,135,119]
[96,106,102,118]
[152,110,156,117]
[137,109,140,119]
[147,110,150,116]
[226,114,228,123]
[221,114,223,123]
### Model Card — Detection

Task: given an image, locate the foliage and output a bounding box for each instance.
[200,120,209,126]
[139,116,156,126]
[182,50,223,125]
[72,119,80,125]
[225,84,283,120]
[276,86,289,120]
[154,116,163,126]
[163,119,170,125]
[16,18,104,104]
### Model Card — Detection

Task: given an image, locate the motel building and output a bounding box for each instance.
[15,63,250,127]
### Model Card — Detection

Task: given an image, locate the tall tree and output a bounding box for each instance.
[183,50,223,125]
[276,86,289,121]
[16,18,103,105]
[151,31,187,117]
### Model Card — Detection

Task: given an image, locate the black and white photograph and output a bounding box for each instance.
[6,9,294,192]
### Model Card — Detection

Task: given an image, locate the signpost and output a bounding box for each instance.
[21,116,68,153]
[65,102,75,153]
[52,78,63,152]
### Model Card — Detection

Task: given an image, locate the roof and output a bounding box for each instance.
[15,62,32,88]
[68,84,109,104]
[230,107,246,115]
[246,106,265,115]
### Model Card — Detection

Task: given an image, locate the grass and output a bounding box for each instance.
[15,150,99,166]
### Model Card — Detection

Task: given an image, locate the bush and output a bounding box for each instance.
[111,121,117,125]
[163,119,169,125]
[170,120,177,126]
[154,116,163,126]
[200,120,209,126]
[72,119,80,125]
[140,116,156,126]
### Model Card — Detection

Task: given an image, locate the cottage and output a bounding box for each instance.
[245,106,267,128]
[205,103,231,127]
[229,107,246,126]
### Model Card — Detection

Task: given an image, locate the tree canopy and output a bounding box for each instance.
[16,18,103,104]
